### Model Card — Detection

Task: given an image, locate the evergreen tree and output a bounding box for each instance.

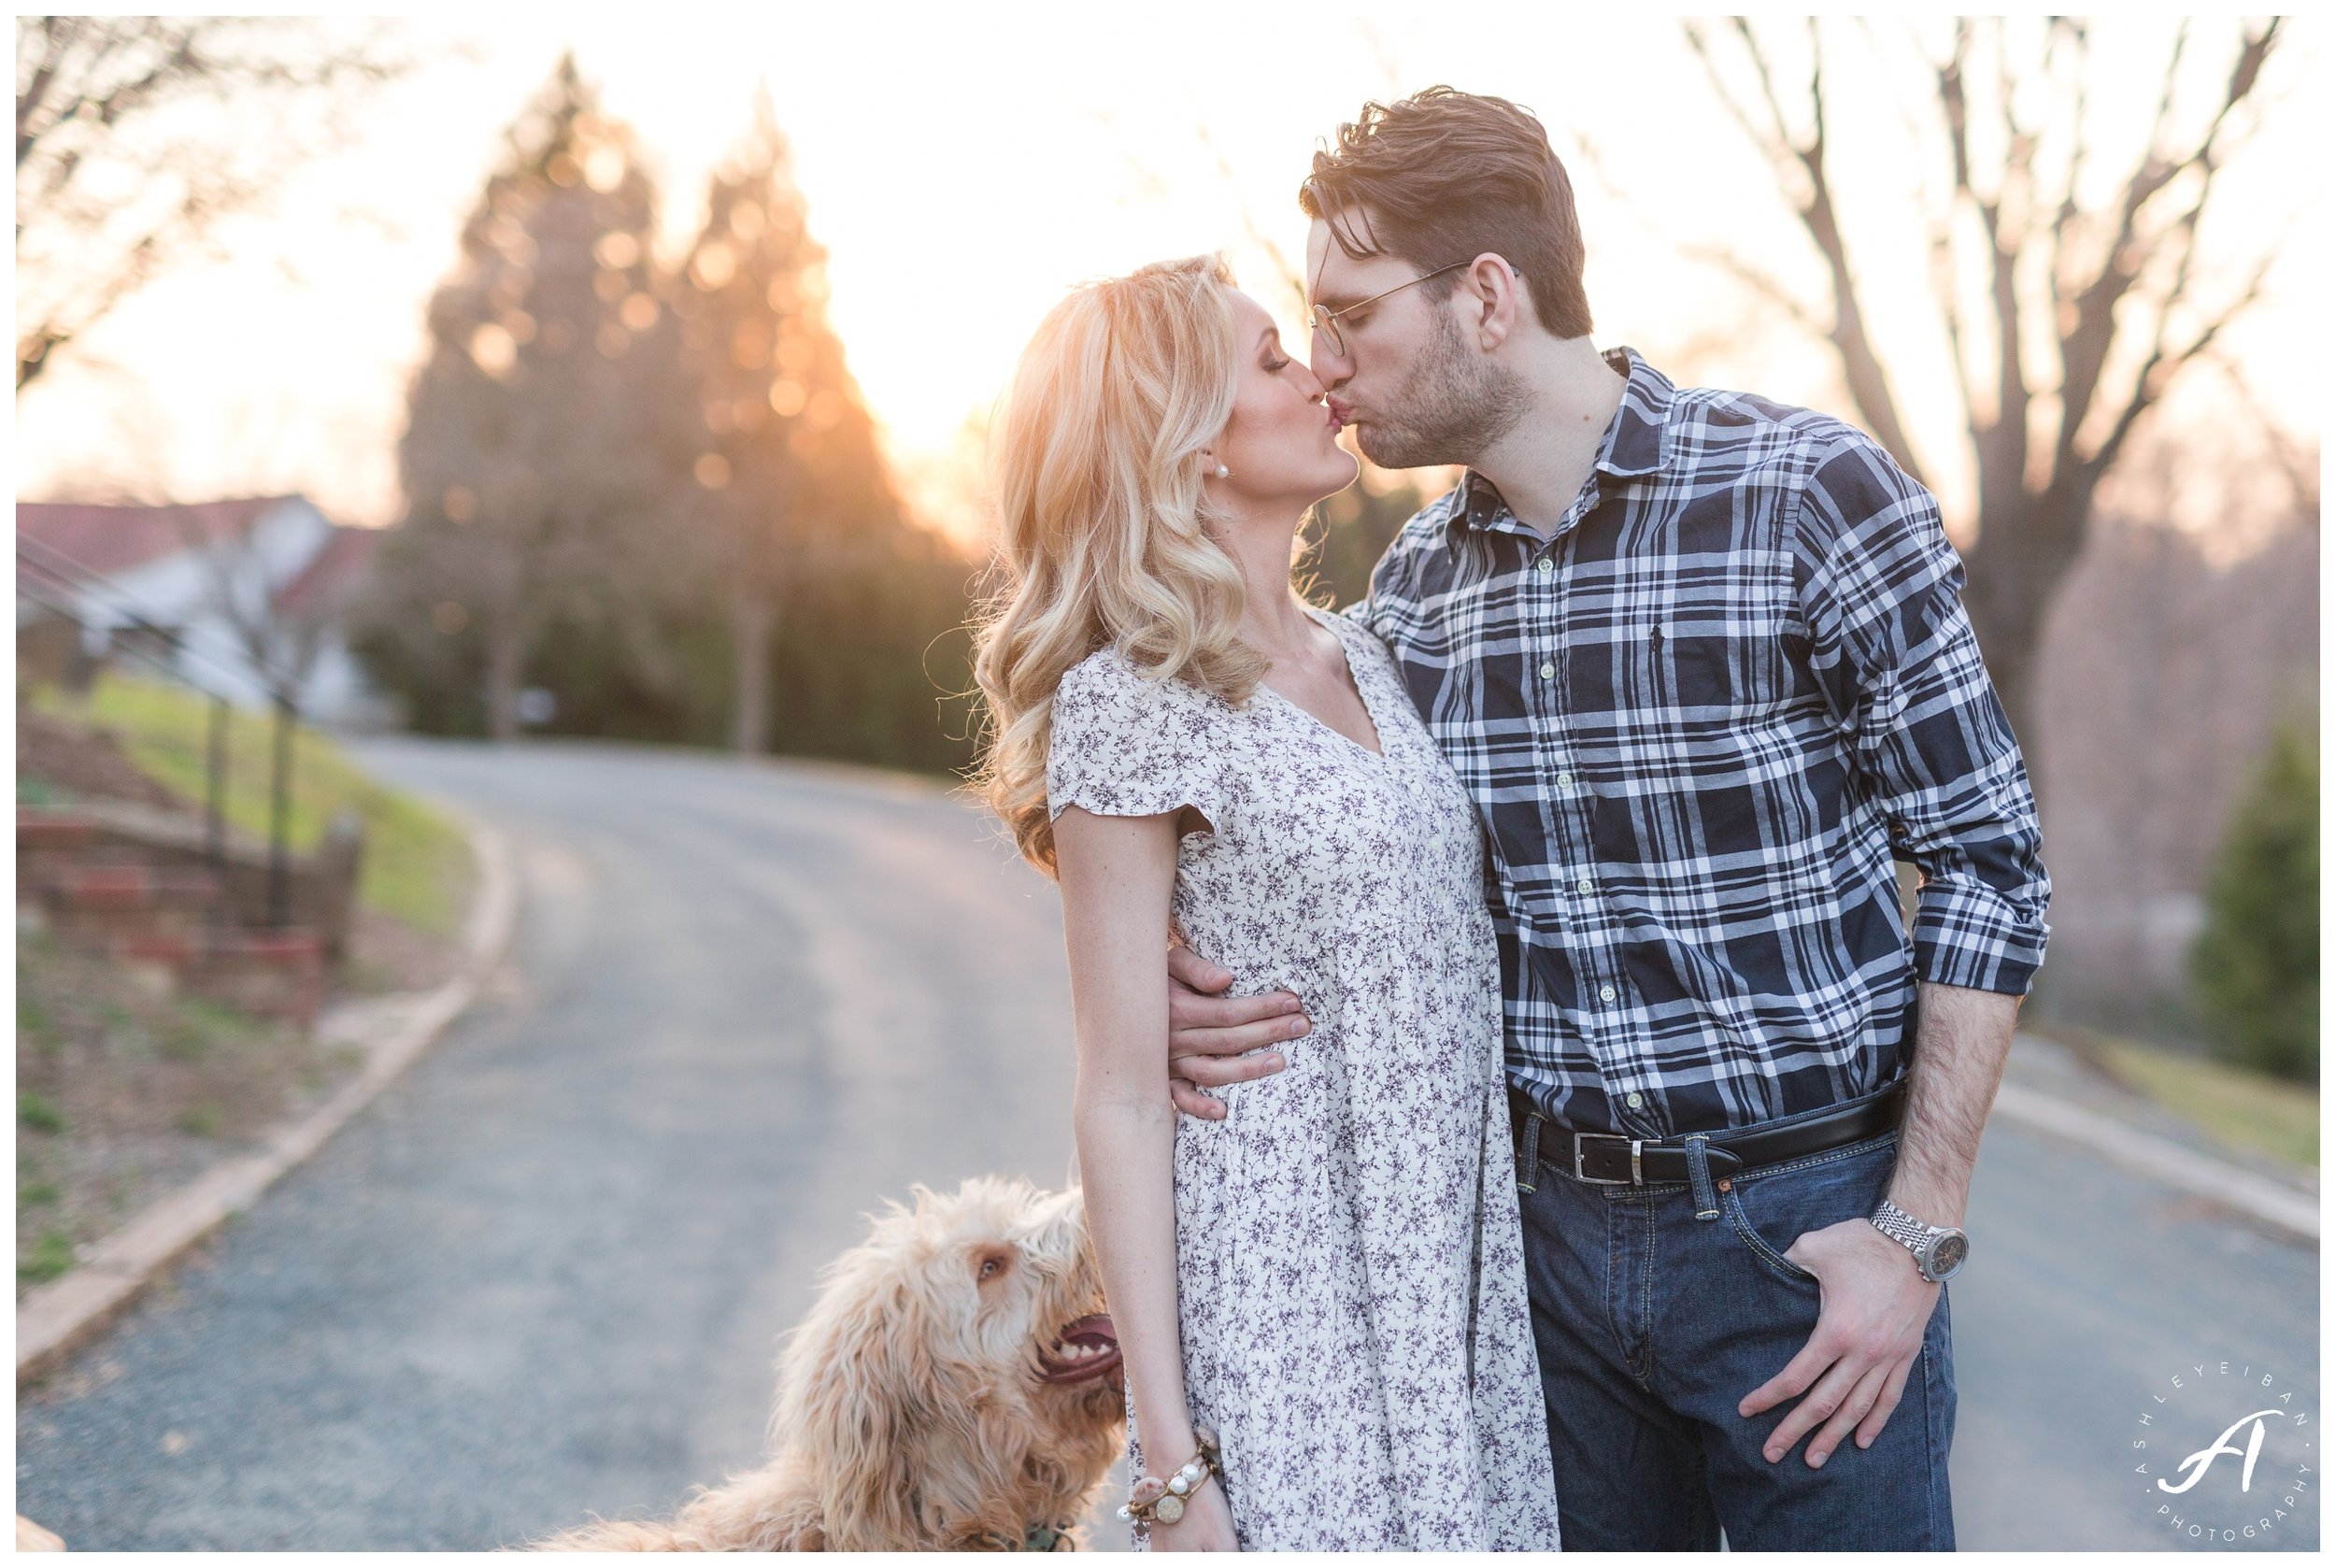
[358,72,976,774]
[374,55,691,740]
[674,87,897,754]
[2190,720,2319,1081]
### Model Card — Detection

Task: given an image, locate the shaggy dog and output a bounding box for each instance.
[536,1176,1125,1551]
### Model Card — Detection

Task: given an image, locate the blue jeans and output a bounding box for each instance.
[1515,1121,1957,1550]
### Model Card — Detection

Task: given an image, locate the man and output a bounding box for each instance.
[1162,88,2048,1550]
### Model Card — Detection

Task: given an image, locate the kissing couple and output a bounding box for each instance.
[972,87,2048,1552]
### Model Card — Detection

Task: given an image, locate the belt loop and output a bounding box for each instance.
[1516,1113,1542,1193]
[1685,1133,1719,1220]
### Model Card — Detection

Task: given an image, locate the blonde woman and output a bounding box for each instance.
[975,256,1559,1551]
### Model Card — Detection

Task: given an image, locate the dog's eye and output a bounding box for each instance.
[976,1250,1010,1283]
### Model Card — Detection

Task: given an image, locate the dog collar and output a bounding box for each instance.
[1020,1521,1073,1552]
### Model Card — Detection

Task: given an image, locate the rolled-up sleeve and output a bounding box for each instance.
[1793,435,2051,996]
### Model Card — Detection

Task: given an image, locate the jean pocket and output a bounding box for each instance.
[1720,1132,1899,1288]
[1722,1183,1819,1287]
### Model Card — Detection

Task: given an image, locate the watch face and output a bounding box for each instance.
[1929,1231,1970,1278]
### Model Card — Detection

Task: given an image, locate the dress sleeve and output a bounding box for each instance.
[1046,652,1225,830]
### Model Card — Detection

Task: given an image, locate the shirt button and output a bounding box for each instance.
[1599,984,1617,1003]
[1626,1092,1644,1109]
[1577,876,1594,894]
[1556,771,1574,791]
[1406,779,1423,797]
[1536,558,1555,575]
[1539,662,1556,680]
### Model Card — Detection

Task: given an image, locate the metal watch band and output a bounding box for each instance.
[1871,1198,1965,1282]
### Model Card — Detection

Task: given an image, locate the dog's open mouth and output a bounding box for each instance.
[1037,1312,1122,1389]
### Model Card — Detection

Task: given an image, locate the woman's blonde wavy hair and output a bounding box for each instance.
[972,255,1267,878]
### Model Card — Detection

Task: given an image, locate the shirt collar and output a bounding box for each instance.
[1446,346,1675,542]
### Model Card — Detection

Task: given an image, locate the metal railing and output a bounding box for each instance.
[16,535,308,926]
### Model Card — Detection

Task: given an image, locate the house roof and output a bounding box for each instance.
[273,525,382,616]
[16,496,306,579]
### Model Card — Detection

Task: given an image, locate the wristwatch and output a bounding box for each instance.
[1870,1199,1969,1283]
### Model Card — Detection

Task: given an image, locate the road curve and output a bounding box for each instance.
[14,738,2317,1550]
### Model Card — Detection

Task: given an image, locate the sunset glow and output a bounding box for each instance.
[14,13,2323,553]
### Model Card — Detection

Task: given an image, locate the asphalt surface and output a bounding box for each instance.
[15,737,2320,1551]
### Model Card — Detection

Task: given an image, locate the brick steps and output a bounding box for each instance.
[18,805,328,1027]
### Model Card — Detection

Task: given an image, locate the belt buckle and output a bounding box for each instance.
[1574,1133,1644,1186]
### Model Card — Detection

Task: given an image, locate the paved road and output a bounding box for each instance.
[16,739,2319,1551]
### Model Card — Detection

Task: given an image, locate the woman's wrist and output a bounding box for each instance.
[1119,1422,1225,1533]
[1130,1402,1198,1465]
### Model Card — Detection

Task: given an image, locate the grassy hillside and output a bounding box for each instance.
[26,677,471,935]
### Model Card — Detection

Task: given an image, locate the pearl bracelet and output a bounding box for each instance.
[1117,1423,1224,1532]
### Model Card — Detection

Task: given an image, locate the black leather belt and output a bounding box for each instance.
[1508,1080,1906,1186]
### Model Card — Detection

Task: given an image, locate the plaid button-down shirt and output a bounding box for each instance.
[1358,348,2050,1138]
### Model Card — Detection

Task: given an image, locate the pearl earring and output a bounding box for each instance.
[1214,463,1231,480]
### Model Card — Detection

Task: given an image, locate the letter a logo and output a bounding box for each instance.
[2158,1410,2284,1496]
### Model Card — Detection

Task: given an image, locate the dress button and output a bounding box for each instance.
[1599,984,1617,1003]
[1539,662,1556,680]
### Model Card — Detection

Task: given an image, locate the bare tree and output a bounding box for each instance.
[171,506,351,713]
[14,16,421,393]
[1677,17,2289,742]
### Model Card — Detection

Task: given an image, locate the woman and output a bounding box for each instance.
[974,257,1559,1551]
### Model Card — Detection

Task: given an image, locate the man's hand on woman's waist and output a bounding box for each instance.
[1165,945,1306,1119]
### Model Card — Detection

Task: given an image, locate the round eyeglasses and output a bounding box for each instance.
[1309,261,1469,358]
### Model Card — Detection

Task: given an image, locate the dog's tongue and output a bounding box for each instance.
[1061,1313,1116,1348]
[1039,1313,1122,1387]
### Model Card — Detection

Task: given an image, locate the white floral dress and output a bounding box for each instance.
[1047,606,1561,1551]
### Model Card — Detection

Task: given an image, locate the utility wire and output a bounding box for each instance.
[15,537,308,701]
[12,571,240,704]
[17,551,276,700]
[16,533,311,692]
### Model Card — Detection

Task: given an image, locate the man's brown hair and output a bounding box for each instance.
[1301,87,1592,340]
